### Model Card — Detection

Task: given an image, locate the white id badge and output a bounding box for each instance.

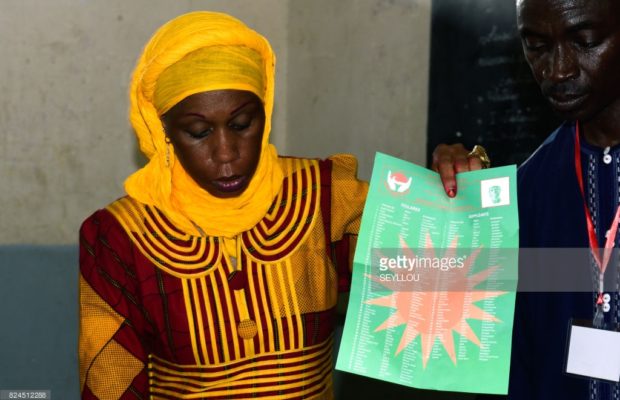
[565,321,620,382]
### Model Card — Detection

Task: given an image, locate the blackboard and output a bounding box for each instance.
[426,0,561,167]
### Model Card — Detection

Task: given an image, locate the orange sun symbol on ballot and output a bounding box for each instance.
[366,234,506,368]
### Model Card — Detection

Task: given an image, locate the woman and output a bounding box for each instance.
[79,11,366,399]
[78,11,481,399]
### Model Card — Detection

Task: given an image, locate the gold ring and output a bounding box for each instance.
[467,145,491,169]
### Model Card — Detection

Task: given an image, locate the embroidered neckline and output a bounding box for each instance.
[107,158,321,278]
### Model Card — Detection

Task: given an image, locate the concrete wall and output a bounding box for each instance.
[0,0,430,242]
[0,246,79,397]
[287,0,431,180]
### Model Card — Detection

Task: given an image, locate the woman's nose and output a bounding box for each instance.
[211,128,239,164]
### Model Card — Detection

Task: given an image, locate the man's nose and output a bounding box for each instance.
[543,44,578,83]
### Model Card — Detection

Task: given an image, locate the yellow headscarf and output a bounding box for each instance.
[125,11,283,238]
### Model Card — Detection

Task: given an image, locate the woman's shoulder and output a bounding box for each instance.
[80,198,128,238]
[80,196,154,245]
[79,197,139,278]
[277,153,361,178]
[83,196,184,239]
[80,197,144,265]
[326,153,362,181]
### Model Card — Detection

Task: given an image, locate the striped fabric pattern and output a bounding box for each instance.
[148,337,334,399]
[79,156,367,399]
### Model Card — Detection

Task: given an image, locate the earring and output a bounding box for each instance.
[165,136,171,168]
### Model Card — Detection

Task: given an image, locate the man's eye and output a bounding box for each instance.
[575,38,600,49]
[523,38,547,51]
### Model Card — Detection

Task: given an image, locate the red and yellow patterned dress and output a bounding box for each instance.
[79,155,367,399]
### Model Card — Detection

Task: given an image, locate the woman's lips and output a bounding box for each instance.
[212,175,247,193]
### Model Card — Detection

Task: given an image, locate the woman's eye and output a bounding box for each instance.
[230,123,250,131]
[230,118,252,131]
[186,127,213,138]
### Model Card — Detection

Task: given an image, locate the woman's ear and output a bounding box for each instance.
[160,114,169,133]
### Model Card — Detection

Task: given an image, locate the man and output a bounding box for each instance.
[434,0,620,398]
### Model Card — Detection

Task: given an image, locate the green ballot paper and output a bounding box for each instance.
[336,152,519,394]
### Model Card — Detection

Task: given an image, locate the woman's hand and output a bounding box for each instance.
[431,143,486,198]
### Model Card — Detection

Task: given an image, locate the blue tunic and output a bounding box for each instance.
[509,121,620,399]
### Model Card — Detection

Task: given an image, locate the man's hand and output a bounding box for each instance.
[431,143,485,198]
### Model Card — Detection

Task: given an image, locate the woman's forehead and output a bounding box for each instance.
[164,90,263,119]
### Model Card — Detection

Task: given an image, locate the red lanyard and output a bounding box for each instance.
[574,122,620,304]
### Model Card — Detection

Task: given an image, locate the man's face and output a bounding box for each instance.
[517,0,620,122]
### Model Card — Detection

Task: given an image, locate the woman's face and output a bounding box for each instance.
[162,90,264,198]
